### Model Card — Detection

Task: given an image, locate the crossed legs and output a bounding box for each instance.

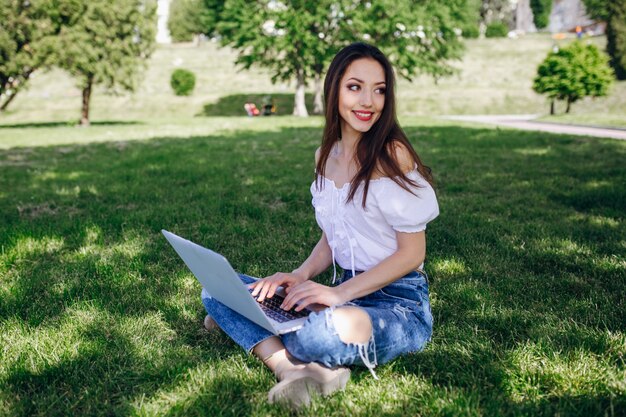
[252,306,373,407]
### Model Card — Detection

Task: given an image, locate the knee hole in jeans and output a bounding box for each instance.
[332,306,373,344]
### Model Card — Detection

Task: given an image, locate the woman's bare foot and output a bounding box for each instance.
[268,362,351,408]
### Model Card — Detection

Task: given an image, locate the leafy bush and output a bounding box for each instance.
[485,22,509,38]
[170,69,196,96]
[461,25,480,39]
[533,42,614,114]
[167,0,224,43]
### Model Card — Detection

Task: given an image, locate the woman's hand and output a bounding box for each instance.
[280,281,346,312]
[248,271,308,302]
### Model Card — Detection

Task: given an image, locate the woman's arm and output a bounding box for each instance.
[292,231,334,281]
[280,230,425,311]
[336,230,424,301]
[249,232,333,302]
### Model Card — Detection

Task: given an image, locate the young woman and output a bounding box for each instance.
[201,42,439,407]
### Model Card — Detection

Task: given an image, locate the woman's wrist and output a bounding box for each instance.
[333,284,352,305]
[290,267,311,282]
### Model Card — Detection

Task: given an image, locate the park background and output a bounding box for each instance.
[1,0,625,416]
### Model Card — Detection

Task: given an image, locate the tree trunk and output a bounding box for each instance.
[80,76,93,126]
[550,99,555,115]
[1,69,34,112]
[293,70,308,117]
[565,97,571,113]
[313,69,323,115]
[0,90,18,112]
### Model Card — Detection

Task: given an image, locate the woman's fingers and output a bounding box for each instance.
[249,280,264,297]
[281,284,320,310]
[250,273,290,301]
[292,295,320,312]
[257,281,280,302]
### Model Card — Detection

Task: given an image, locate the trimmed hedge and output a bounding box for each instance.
[485,22,509,38]
[462,25,480,39]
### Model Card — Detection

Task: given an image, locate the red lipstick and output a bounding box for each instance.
[353,111,373,121]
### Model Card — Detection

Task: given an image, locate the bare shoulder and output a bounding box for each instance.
[389,141,415,174]
[315,146,321,165]
[371,141,415,179]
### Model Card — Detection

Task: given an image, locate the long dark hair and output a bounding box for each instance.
[315,42,433,207]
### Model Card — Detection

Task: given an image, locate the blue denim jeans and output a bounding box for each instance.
[201,270,433,377]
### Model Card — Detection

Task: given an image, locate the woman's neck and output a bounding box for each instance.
[338,126,361,163]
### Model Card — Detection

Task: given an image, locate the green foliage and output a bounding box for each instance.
[461,25,480,38]
[533,42,614,113]
[168,0,224,42]
[56,0,156,92]
[530,0,552,29]
[54,0,157,124]
[450,0,481,38]
[582,0,608,21]
[217,0,467,114]
[350,0,467,81]
[0,0,84,110]
[170,68,196,96]
[485,21,509,38]
[606,0,626,80]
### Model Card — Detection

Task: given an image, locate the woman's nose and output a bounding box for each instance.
[359,90,373,107]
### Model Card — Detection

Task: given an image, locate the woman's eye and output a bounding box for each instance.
[375,88,386,94]
[348,84,360,91]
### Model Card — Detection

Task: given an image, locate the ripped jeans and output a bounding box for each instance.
[201,270,433,377]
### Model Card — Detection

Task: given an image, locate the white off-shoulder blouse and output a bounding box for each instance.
[310,169,439,282]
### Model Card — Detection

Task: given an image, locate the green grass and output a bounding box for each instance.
[1,116,625,416]
[0,34,625,416]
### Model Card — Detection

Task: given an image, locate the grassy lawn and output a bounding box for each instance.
[1,116,625,416]
[1,34,625,416]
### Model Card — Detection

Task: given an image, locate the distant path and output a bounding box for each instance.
[440,115,626,141]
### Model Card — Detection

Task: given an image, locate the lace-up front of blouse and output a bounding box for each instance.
[311,169,439,283]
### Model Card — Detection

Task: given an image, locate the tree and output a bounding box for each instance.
[218,0,466,117]
[479,0,514,27]
[168,0,224,42]
[0,0,83,111]
[582,0,608,21]
[530,0,551,29]
[350,0,466,81]
[582,0,626,80]
[606,0,626,80]
[533,42,613,114]
[457,0,481,38]
[55,0,156,126]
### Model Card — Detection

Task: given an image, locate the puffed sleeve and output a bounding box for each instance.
[372,171,439,233]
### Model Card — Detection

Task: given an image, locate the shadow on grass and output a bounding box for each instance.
[199,93,317,117]
[0,120,142,129]
[3,312,256,416]
[0,124,624,415]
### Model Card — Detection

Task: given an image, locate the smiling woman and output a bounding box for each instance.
[200,42,439,408]
[337,58,386,131]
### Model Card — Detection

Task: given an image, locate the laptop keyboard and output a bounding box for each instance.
[249,290,310,323]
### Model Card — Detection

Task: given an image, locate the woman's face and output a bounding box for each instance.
[338,58,386,137]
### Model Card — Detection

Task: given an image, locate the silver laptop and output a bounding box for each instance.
[162,230,309,335]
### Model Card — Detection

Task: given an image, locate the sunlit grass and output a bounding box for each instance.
[0,117,625,415]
